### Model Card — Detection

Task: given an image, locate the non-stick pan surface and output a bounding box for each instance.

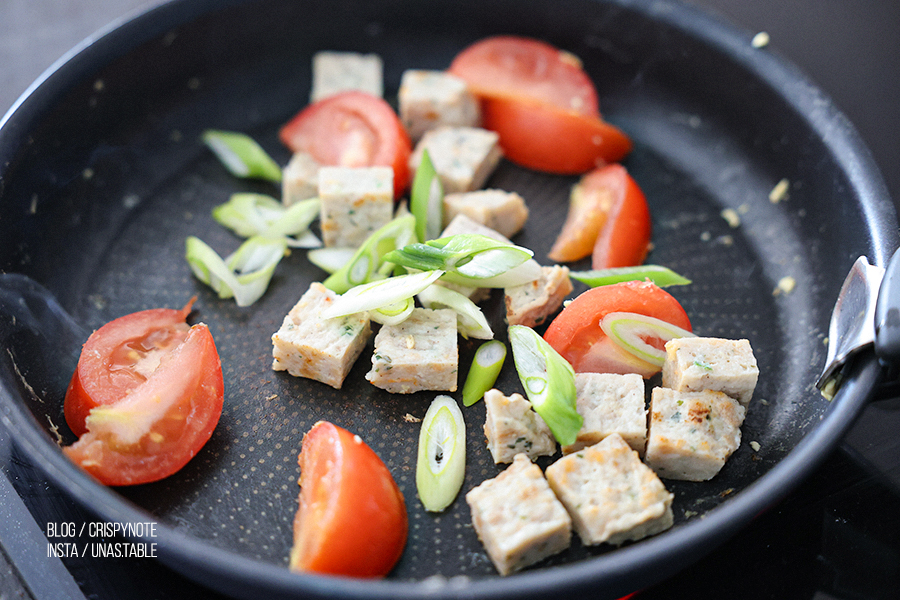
[0,0,896,598]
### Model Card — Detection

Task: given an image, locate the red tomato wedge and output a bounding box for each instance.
[548,164,651,267]
[480,96,633,174]
[279,91,412,199]
[64,299,195,437]
[290,421,408,578]
[448,35,600,116]
[543,281,691,377]
[63,319,224,487]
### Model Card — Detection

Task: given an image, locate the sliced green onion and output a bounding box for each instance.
[185,235,287,306]
[383,234,533,287]
[321,270,444,320]
[569,265,692,288]
[462,340,507,406]
[370,297,416,326]
[307,247,356,274]
[508,325,582,446]
[417,284,493,340]
[212,194,320,247]
[201,129,282,182]
[416,395,466,512]
[600,311,696,366]
[323,213,417,294]
[410,148,444,242]
[473,258,542,288]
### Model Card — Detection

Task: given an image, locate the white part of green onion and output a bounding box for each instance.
[321,270,444,320]
[307,247,356,274]
[462,340,507,406]
[600,311,696,366]
[410,148,444,243]
[201,130,282,183]
[417,284,493,340]
[369,297,416,326]
[508,325,582,446]
[212,194,320,247]
[185,235,287,306]
[416,395,466,512]
[467,258,543,288]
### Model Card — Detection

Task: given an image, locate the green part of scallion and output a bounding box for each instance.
[321,270,444,320]
[322,213,417,294]
[410,148,444,243]
[185,235,287,307]
[212,193,320,247]
[462,340,507,407]
[417,284,493,340]
[568,265,692,288]
[383,234,534,287]
[416,395,466,512]
[508,325,582,446]
[201,130,282,183]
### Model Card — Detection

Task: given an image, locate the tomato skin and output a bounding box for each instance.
[479,95,632,174]
[290,421,407,578]
[548,164,650,266]
[63,323,224,486]
[64,300,196,437]
[544,281,691,377]
[278,91,412,199]
[448,35,600,116]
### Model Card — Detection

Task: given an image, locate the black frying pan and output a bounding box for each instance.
[0,0,896,598]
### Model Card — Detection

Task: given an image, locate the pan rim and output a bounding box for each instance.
[0,0,896,597]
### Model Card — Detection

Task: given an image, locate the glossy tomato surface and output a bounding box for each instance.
[278,90,412,199]
[447,35,600,115]
[480,95,633,174]
[63,321,224,486]
[290,421,408,578]
[549,164,650,266]
[544,281,691,377]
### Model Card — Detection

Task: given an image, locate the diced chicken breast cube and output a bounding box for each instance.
[442,189,529,239]
[310,51,383,102]
[366,308,458,393]
[562,373,647,456]
[466,454,572,575]
[409,126,502,194]
[546,433,674,546]
[483,389,556,463]
[271,282,371,389]
[645,387,746,481]
[504,265,572,327]
[398,70,481,141]
[318,166,394,248]
[662,337,759,408]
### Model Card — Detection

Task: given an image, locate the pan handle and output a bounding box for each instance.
[875,247,900,364]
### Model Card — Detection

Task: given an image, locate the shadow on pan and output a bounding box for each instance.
[0,0,896,599]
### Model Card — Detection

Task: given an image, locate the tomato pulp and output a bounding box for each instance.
[63,300,224,486]
[279,91,412,199]
[544,281,691,377]
[290,421,408,578]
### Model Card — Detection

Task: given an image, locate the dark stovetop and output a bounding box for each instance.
[2,1,899,599]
